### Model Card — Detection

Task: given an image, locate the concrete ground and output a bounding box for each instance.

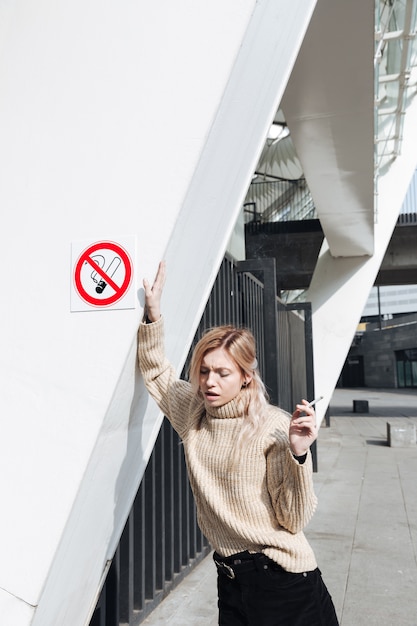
[142,387,417,626]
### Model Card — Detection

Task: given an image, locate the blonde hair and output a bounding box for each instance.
[189,326,269,465]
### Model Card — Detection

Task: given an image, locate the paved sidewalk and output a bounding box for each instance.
[142,388,417,626]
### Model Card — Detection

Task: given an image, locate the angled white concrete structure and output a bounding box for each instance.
[281,0,417,424]
[309,97,417,425]
[0,1,318,624]
[283,0,375,258]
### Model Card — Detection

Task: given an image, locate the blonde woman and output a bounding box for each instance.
[137,262,338,626]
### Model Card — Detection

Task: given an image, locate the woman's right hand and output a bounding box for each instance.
[143,261,166,322]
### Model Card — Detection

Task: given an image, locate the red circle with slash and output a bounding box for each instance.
[74,241,133,307]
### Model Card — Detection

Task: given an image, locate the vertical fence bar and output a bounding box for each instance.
[276,301,291,412]
[163,420,175,583]
[237,258,279,405]
[144,453,156,601]
[133,480,145,613]
[287,302,317,470]
[181,458,190,568]
[154,430,165,592]
[172,434,182,575]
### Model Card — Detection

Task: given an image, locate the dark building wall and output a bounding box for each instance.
[345,314,417,388]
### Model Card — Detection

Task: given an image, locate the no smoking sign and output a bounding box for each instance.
[71,238,135,311]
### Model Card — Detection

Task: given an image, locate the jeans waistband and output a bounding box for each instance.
[213,551,269,579]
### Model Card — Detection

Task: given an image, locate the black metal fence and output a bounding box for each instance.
[90,254,314,626]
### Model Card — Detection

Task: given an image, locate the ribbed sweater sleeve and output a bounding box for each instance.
[137,317,195,438]
[266,437,318,534]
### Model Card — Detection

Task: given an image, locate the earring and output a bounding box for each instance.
[242,381,248,388]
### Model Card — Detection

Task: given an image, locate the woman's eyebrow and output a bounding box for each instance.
[201,365,232,372]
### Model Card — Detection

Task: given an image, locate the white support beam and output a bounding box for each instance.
[308,94,417,426]
[282,0,375,257]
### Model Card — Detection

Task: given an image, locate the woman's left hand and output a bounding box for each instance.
[289,400,318,457]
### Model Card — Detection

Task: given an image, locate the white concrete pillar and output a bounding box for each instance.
[308,96,417,425]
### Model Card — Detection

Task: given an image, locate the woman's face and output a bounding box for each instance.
[199,347,250,407]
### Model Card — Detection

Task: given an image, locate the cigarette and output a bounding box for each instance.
[307,396,324,408]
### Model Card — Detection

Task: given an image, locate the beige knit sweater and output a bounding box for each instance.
[138,317,318,573]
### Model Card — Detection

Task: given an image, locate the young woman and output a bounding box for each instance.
[137,262,338,626]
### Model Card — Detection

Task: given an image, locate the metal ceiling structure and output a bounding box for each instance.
[375,0,417,173]
[245,0,417,260]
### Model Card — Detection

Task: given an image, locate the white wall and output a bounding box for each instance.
[0,1,317,624]
[0,0,255,623]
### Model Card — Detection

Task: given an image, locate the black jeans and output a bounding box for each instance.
[214,552,339,626]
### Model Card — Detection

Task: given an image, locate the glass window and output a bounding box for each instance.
[395,349,417,388]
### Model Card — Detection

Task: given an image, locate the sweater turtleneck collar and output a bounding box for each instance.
[204,391,246,419]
